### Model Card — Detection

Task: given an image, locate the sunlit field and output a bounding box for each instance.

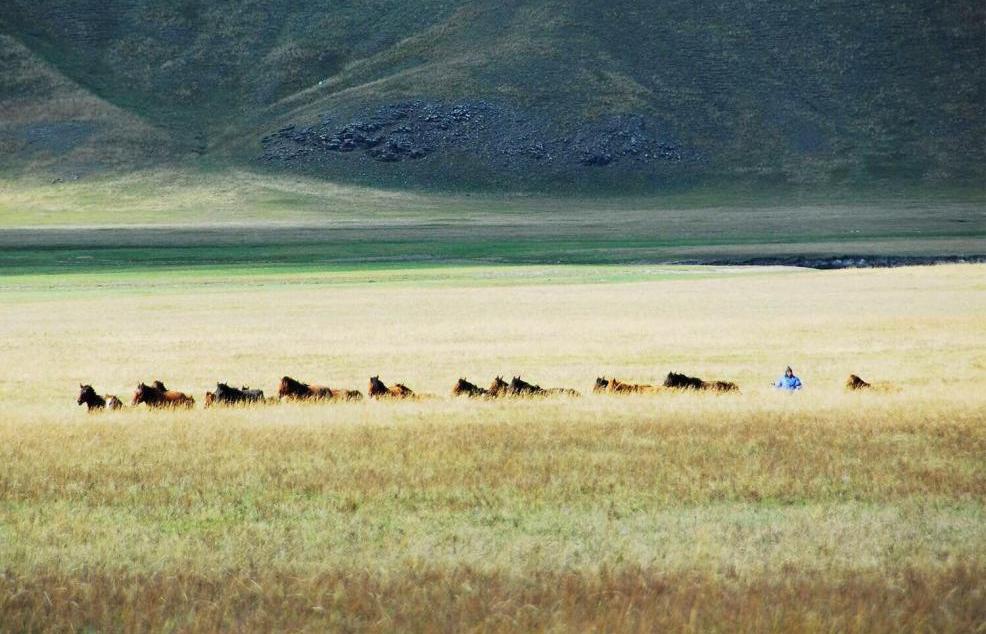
[1,264,984,631]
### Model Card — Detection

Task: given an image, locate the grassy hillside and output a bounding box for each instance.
[1,1,983,191]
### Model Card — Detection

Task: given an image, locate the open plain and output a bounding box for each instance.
[1,263,984,631]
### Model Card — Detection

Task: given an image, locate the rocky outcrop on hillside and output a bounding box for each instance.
[260,100,685,177]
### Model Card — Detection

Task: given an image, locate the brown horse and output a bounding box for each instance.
[335,389,364,401]
[663,372,739,393]
[204,391,216,408]
[278,376,335,401]
[596,378,661,394]
[846,374,898,392]
[132,382,195,408]
[368,376,415,399]
[488,376,511,397]
[846,374,872,390]
[77,384,122,411]
[452,378,489,397]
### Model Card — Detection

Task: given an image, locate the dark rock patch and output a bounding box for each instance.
[259,100,686,177]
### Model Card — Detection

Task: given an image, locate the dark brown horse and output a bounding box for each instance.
[132,381,195,408]
[368,376,414,399]
[77,384,122,411]
[452,378,489,397]
[510,376,581,397]
[210,382,267,406]
[663,372,739,393]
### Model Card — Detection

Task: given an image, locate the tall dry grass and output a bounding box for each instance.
[1,264,984,631]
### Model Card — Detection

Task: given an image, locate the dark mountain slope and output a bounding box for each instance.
[1,1,983,191]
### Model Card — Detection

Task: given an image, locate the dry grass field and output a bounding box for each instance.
[1,263,984,631]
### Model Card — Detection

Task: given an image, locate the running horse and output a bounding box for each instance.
[488,376,511,397]
[132,381,195,408]
[77,384,123,411]
[278,376,335,401]
[510,376,581,397]
[211,382,266,406]
[279,376,362,401]
[663,372,739,393]
[597,377,662,394]
[368,376,415,399]
[452,378,489,398]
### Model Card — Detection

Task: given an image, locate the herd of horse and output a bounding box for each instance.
[76,372,882,412]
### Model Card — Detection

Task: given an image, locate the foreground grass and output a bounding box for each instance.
[2,398,984,631]
[1,264,984,630]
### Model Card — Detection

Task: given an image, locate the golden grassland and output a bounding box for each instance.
[1,264,985,631]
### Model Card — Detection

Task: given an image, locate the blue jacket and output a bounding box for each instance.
[775,375,803,390]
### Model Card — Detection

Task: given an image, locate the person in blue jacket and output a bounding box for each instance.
[775,366,803,390]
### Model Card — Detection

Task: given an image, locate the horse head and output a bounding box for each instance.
[489,376,509,395]
[78,384,95,405]
[369,376,385,394]
[278,376,303,397]
[132,382,148,405]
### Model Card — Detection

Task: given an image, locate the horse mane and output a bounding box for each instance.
[152,380,167,391]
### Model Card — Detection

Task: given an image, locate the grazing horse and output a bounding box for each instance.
[368,376,415,399]
[132,382,195,408]
[204,391,216,408]
[488,376,511,397]
[453,378,489,397]
[846,374,872,390]
[663,372,739,393]
[212,382,266,406]
[510,376,581,397]
[603,377,661,394]
[77,384,122,411]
